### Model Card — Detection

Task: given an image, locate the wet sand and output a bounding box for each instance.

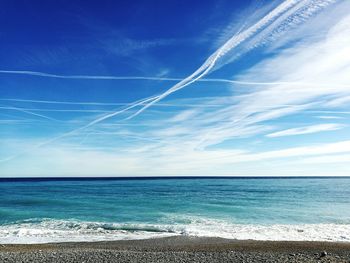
[1,236,350,262]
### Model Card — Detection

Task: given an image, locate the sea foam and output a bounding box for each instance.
[1,218,349,244]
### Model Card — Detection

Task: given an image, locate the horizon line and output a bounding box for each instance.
[1,175,349,182]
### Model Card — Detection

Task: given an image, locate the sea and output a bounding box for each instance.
[0,177,349,244]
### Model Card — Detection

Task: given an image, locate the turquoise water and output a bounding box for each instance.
[0,177,350,243]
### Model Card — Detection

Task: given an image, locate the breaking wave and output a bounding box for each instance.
[1,217,349,244]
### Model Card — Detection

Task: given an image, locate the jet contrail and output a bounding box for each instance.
[0,106,58,122]
[127,0,336,118]
[0,95,159,162]
[0,106,111,113]
[84,95,158,128]
[0,69,250,84]
[2,70,348,88]
[0,0,338,162]
[0,70,184,81]
[2,100,349,113]
[0,100,227,109]
[0,98,131,106]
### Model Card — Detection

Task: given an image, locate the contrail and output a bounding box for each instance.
[0,100,225,109]
[2,102,349,113]
[84,95,157,128]
[0,95,159,162]
[0,98,131,106]
[0,70,184,81]
[0,69,243,84]
[0,0,338,162]
[1,107,111,113]
[1,70,348,88]
[127,0,336,119]
[0,106,58,121]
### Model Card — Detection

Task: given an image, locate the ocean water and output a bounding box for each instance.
[0,177,349,244]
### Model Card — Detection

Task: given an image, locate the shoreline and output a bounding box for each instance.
[1,236,350,262]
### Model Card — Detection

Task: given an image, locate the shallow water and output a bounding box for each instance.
[0,177,349,243]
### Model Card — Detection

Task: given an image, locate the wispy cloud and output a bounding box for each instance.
[1,0,350,177]
[301,154,350,164]
[266,124,344,138]
[317,115,344,120]
[3,138,350,177]
[102,37,176,56]
[127,0,336,118]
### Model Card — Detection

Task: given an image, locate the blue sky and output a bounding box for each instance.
[1,0,350,177]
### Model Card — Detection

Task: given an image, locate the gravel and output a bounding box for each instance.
[1,236,350,263]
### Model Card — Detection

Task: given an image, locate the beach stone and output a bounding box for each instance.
[320,251,327,257]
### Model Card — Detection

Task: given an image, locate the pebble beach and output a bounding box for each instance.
[1,236,350,263]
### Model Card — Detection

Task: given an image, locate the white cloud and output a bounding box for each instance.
[325,95,350,107]
[301,154,350,164]
[1,1,350,177]
[3,139,350,177]
[266,123,344,138]
[317,115,344,120]
[168,109,199,123]
[127,0,336,119]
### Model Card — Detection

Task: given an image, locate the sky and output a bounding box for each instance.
[1,0,350,177]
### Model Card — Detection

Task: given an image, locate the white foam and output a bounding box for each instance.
[0,218,349,244]
[0,220,176,244]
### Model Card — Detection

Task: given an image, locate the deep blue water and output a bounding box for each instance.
[0,177,349,243]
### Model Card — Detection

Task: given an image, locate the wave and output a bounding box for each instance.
[0,218,349,244]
